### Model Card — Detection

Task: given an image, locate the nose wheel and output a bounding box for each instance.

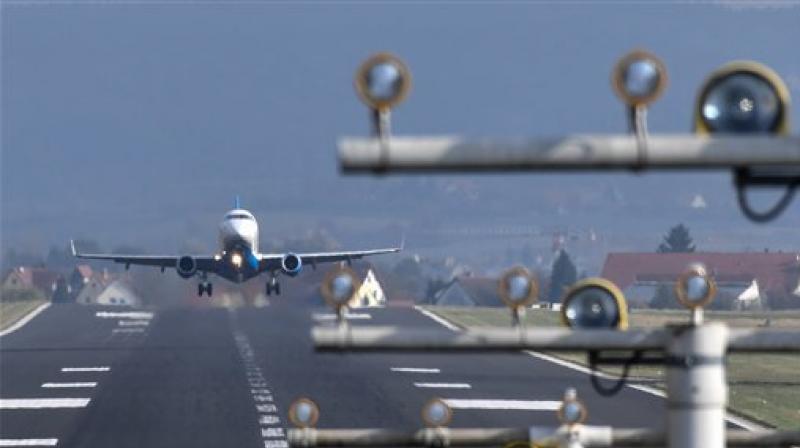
[198,282,213,297]
[266,276,281,296]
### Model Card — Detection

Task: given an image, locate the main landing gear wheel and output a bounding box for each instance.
[266,279,281,296]
[198,282,213,297]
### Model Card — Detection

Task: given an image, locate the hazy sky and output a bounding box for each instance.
[2,1,799,260]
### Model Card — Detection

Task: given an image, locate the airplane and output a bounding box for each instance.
[71,199,401,297]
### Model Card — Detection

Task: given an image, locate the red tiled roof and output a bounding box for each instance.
[75,265,93,279]
[601,252,800,295]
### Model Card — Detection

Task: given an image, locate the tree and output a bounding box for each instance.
[548,250,577,302]
[657,224,696,253]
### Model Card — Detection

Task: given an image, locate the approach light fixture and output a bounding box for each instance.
[695,61,791,135]
[498,266,539,309]
[231,253,243,268]
[320,266,361,311]
[556,388,587,426]
[561,278,629,330]
[355,53,412,112]
[421,398,452,428]
[288,398,320,429]
[675,263,717,310]
[612,50,668,107]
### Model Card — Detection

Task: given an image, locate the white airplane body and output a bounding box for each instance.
[71,203,400,297]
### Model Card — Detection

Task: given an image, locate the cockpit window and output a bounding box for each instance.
[227,214,253,220]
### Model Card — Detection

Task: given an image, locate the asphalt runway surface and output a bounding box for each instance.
[1,281,670,448]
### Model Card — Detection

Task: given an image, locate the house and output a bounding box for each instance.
[75,273,112,305]
[2,266,63,299]
[350,268,386,308]
[94,280,141,307]
[600,252,800,308]
[434,276,504,307]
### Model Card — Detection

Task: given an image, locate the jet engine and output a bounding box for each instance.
[281,253,303,277]
[176,255,197,279]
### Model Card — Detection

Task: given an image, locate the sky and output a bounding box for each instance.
[2,1,799,271]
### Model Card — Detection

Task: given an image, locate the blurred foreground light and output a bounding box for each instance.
[498,266,539,309]
[557,388,587,426]
[675,263,717,310]
[354,53,412,111]
[561,278,629,330]
[422,398,452,428]
[231,253,243,268]
[695,61,791,135]
[320,266,361,309]
[612,50,668,106]
[288,398,320,429]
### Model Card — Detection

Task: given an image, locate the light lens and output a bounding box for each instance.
[366,62,403,102]
[331,274,355,303]
[561,401,583,424]
[623,59,661,99]
[288,398,319,428]
[422,399,452,427]
[231,253,243,267]
[700,73,781,133]
[564,286,620,329]
[684,275,710,304]
[506,274,531,303]
[612,50,667,106]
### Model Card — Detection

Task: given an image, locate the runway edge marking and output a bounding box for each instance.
[0,303,51,338]
[413,306,765,431]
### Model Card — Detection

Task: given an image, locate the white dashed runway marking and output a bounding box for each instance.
[95,311,153,320]
[414,383,471,389]
[111,328,146,334]
[0,439,58,447]
[41,383,97,389]
[443,399,561,411]
[230,310,288,448]
[311,313,372,321]
[390,367,440,373]
[61,367,110,372]
[0,398,91,409]
[117,320,150,327]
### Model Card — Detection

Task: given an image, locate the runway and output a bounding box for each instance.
[1,284,667,448]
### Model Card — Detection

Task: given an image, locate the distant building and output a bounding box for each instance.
[601,252,800,309]
[434,276,504,307]
[95,280,142,307]
[2,266,62,299]
[75,273,112,305]
[350,269,387,308]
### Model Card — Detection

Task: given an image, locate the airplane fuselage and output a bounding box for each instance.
[215,208,262,283]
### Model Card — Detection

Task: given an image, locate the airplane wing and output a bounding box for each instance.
[70,240,216,271]
[258,246,401,271]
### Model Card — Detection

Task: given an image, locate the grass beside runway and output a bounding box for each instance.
[0,298,47,332]
[422,306,800,429]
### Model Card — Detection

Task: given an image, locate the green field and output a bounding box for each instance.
[423,306,800,429]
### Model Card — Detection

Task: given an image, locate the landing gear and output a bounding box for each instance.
[266,276,281,296]
[198,282,213,297]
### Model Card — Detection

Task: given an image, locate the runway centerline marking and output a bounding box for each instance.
[391,367,440,373]
[0,439,58,447]
[443,399,561,410]
[61,367,110,372]
[41,383,97,389]
[0,398,91,409]
[414,383,471,389]
[95,311,153,319]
